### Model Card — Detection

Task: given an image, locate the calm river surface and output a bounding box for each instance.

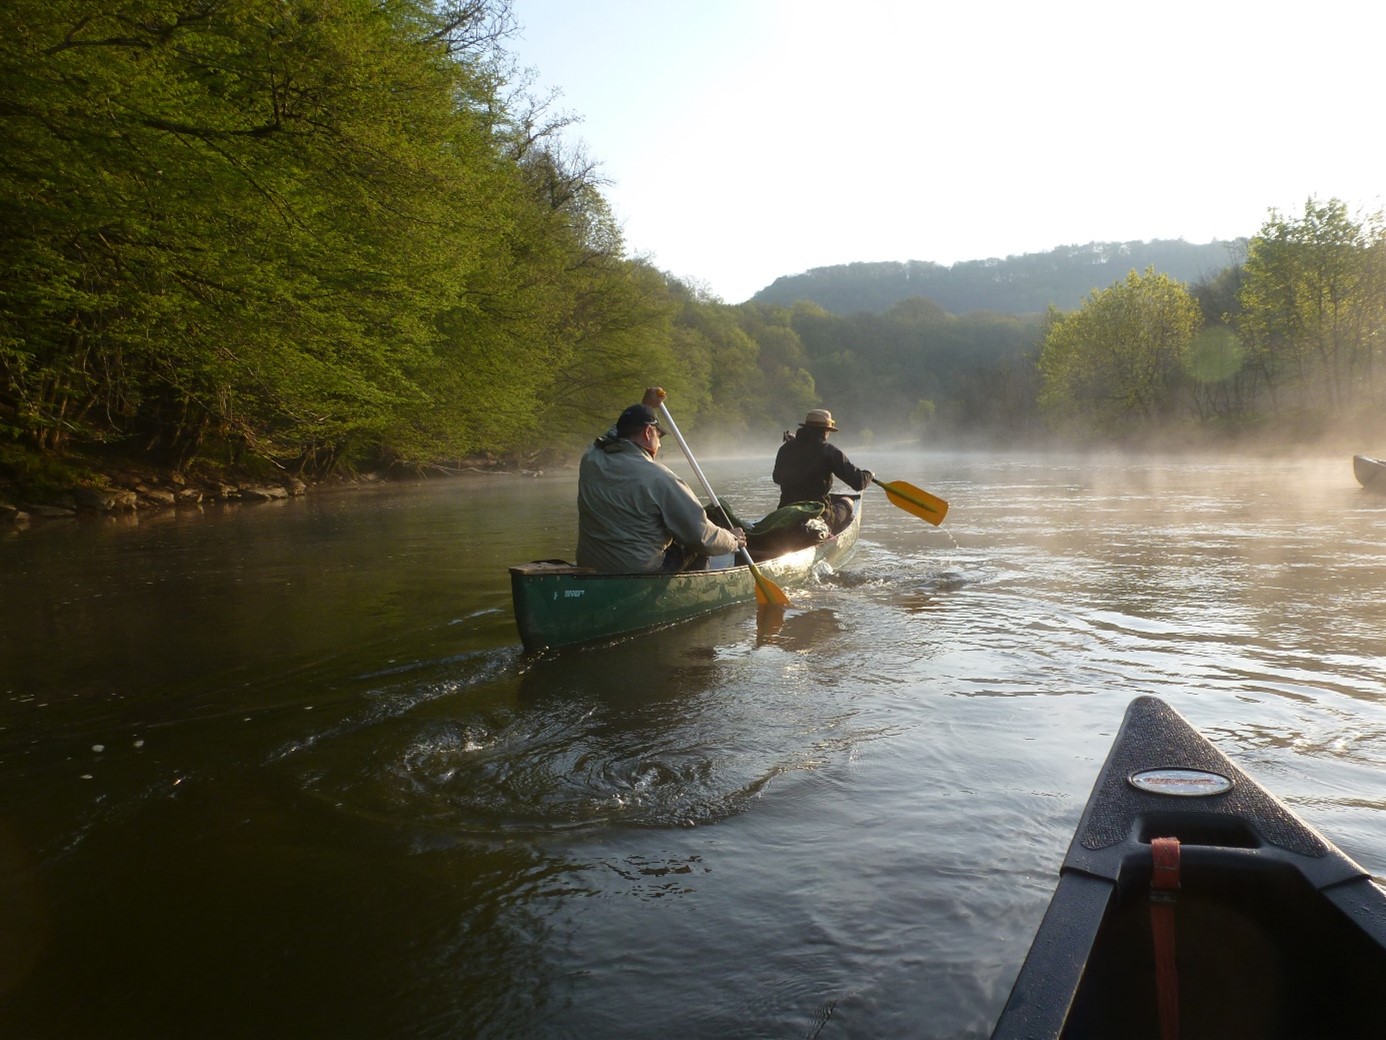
[2,449,1384,1038]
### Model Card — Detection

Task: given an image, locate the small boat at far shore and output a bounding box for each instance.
[1354,454,1386,491]
[509,494,861,652]
[991,695,1386,1040]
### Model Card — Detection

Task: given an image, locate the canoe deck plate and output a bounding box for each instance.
[1128,768,1233,797]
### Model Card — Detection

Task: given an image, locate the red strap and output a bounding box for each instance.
[1150,837,1181,1040]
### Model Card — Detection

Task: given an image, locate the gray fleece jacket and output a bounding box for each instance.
[576,437,739,573]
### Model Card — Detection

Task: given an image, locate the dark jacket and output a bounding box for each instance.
[772,429,871,508]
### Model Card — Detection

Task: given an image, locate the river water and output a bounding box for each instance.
[2,449,1384,1038]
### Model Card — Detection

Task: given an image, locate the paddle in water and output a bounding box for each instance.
[654,400,791,609]
[873,477,948,525]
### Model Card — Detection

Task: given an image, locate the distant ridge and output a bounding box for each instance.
[751,239,1246,316]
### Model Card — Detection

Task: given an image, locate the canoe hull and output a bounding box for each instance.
[510,496,860,651]
[1353,454,1386,491]
[991,696,1386,1039]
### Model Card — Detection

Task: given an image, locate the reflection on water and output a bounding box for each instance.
[1,453,1384,1037]
[753,606,844,648]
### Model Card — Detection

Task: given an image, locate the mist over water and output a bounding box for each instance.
[1,449,1383,1038]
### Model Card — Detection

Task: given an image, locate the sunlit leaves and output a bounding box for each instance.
[0,0,683,475]
[1038,268,1201,434]
[1236,198,1386,415]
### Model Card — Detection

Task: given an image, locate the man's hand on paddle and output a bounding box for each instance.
[642,387,667,409]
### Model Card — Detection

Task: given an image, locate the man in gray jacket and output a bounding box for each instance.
[577,391,746,573]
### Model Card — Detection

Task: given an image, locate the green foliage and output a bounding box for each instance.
[1038,268,1201,435]
[909,399,936,429]
[1236,198,1386,415]
[731,303,818,425]
[0,0,682,477]
[539,261,681,452]
[781,296,1044,436]
[0,441,96,498]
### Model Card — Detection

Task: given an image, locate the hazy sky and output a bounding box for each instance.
[506,1,1383,303]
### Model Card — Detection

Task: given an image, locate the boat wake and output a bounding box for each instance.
[272,622,894,841]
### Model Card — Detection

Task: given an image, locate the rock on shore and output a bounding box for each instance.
[1,469,317,529]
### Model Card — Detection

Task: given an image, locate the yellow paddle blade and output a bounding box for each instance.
[748,557,792,608]
[877,479,949,525]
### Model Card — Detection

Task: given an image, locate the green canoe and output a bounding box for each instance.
[510,495,861,651]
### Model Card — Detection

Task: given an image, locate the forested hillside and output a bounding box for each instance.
[1034,202,1386,448]
[2,1,1381,507]
[3,0,805,489]
[752,240,1245,316]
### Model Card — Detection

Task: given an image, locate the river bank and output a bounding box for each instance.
[5,426,1374,532]
[0,453,542,531]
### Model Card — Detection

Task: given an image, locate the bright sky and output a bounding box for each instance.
[506,0,1384,304]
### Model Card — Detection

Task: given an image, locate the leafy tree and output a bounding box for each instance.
[0,0,692,481]
[671,296,760,437]
[0,0,525,471]
[950,345,1043,442]
[732,303,817,432]
[537,260,682,455]
[1236,198,1386,416]
[1038,268,1201,435]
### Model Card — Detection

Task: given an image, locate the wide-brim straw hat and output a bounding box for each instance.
[799,408,839,431]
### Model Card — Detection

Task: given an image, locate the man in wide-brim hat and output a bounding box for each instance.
[773,407,872,521]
